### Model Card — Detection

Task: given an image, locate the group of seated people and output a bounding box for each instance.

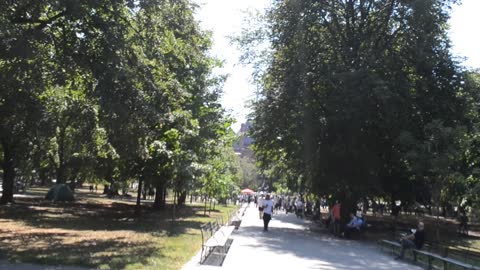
[324,210,367,238]
[343,213,367,238]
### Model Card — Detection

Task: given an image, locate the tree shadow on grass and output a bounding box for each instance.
[0,231,161,269]
[0,197,235,268]
[0,197,211,235]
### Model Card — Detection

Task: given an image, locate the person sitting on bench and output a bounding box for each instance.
[344,213,363,238]
[395,221,425,260]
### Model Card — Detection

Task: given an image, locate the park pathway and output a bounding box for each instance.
[183,203,422,270]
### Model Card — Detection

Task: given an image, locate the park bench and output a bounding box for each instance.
[379,239,480,270]
[423,240,480,270]
[379,239,401,255]
[229,204,248,229]
[229,210,241,229]
[214,217,236,239]
[200,219,235,264]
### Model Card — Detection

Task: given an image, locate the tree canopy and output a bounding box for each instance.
[0,0,242,209]
[239,0,480,210]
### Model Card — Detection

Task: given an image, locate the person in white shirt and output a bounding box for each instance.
[295,198,304,218]
[257,196,264,219]
[263,194,274,231]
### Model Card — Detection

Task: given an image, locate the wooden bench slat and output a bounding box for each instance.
[219,225,235,235]
[212,232,229,246]
[205,237,222,247]
[414,249,475,267]
[381,240,401,247]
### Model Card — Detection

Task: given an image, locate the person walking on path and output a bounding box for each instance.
[295,197,304,218]
[262,194,274,232]
[395,221,425,260]
[258,195,264,219]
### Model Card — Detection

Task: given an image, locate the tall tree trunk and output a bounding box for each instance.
[103,184,109,194]
[177,190,187,206]
[172,190,177,221]
[39,168,48,186]
[209,198,213,215]
[0,141,15,205]
[103,166,114,194]
[56,126,67,184]
[162,186,167,204]
[340,196,354,227]
[153,180,166,209]
[142,182,147,200]
[204,195,208,216]
[56,162,65,184]
[135,176,143,215]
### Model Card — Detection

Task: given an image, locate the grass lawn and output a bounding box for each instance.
[0,187,238,270]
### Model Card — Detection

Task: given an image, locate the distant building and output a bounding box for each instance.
[234,120,254,159]
[239,122,252,133]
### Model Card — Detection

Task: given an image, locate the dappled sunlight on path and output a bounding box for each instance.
[218,203,422,270]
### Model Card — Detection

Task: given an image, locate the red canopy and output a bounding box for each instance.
[241,188,255,194]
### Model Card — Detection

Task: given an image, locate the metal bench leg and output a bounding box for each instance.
[200,246,205,263]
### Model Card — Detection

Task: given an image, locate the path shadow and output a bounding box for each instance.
[226,211,421,270]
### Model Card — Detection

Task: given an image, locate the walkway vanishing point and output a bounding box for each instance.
[182,203,422,270]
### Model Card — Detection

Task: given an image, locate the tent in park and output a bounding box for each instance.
[45,184,75,202]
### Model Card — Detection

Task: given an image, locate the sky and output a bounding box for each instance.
[194,0,480,132]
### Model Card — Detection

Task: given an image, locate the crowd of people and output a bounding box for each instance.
[240,191,430,264]
[240,193,312,231]
[251,194,316,219]
[242,193,372,239]
[243,192,426,246]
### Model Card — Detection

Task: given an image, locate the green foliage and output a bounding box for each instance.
[237,155,259,189]
[0,0,241,209]
[40,86,98,184]
[238,0,480,212]
[200,128,241,202]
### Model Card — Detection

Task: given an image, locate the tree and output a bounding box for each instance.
[40,86,97,186]
[0,0,238,213]
[0,0,55,203]
[239,0,474,214]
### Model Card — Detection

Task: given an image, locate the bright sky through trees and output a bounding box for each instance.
[194,0,480,132]
[448,0,480,69]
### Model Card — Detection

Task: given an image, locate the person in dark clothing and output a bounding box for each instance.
[458,209,469,235]
[395,221,425,260]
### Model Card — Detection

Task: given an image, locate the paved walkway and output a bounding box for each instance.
[182,203,422,270]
